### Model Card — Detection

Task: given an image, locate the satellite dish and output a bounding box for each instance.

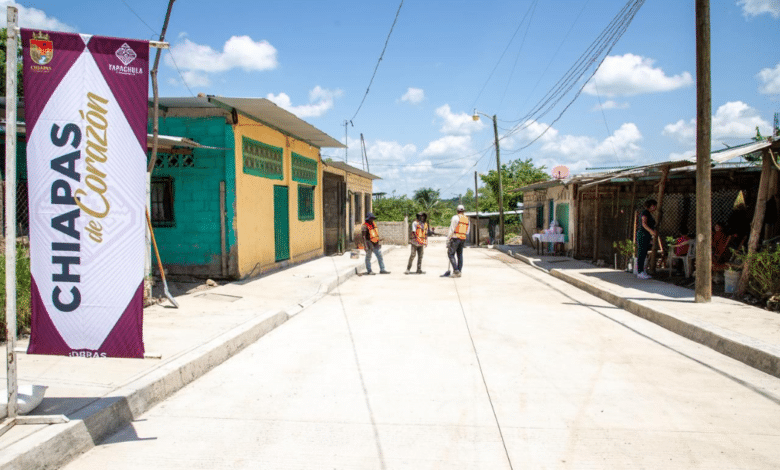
[552,165,569,179]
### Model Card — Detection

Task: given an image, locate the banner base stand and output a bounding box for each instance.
[0,414,69,438]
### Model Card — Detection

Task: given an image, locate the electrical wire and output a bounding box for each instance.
[471,0,538,112]
[349,0,405,123]
[593,79,622,166]
[497,0,539,112]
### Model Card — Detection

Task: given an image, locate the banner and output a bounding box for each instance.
[22,30,148,358]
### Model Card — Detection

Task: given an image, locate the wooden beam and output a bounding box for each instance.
[593,184,600,261]
[695,0,712,302]
[736,150,772,296]
[648,165,670,273]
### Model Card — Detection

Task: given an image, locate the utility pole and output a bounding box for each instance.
[695,0,712,302]
[475,171,479,247]
[492,114,505,245]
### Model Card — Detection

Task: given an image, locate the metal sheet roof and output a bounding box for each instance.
[322,160,381,180]
[208,96,345,149]
[153,96,345,149]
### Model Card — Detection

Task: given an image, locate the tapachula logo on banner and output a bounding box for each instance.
[110,43,143,76]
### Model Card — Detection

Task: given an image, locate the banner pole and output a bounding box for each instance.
[5,5,19,422]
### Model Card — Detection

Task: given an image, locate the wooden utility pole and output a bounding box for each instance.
[475,171,480,247]
[736,150,772,296]
[695,0,712,302]
[147,0,176,173]
[648,166,670,273]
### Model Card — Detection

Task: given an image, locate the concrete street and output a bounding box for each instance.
[61,240,780,469]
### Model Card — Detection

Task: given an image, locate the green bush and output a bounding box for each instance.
[736,245,780,299]
[0,243,32,335]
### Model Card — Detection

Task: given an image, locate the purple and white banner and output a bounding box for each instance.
[22,30,148,358]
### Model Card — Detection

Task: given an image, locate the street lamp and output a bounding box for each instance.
[473,110,504,245]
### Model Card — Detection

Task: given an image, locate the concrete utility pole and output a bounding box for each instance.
[695,0,712,302]
[492,114,505,245]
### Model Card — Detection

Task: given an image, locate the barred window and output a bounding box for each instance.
[151,177,175,227]
[242,137,283,180]
[292,153,317,186]
[298,185,314,221]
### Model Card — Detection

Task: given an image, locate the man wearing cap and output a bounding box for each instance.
[446,205,470,278]
[406,212,428,274]
[362,213,390,275]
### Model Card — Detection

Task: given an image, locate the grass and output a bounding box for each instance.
[0,242,32,336]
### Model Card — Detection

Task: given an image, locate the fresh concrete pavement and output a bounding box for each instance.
[3,238,780,468]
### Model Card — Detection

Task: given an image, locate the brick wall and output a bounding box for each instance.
[377,218,409,246]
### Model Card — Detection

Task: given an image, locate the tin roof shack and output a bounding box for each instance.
[148,96,345,279]
[321,161,380,254]
[517,139,780,267]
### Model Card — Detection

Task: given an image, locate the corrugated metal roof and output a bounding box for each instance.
[322,160,381,180]
[153,96,345,149]
[208,96,345,149]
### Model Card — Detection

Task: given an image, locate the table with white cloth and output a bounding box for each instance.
[532,233,565,255]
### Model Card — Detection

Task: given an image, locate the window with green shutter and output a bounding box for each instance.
[292,153,317,186]
[242,137,283,180]
[298,185,315,221]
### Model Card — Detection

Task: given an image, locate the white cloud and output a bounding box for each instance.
[266,86,343,118]
[663,101,771,143]
[591,100,629,111]
[368,140,417,163]
[0,1,76,31]
[738,0,780,18]
[584,53,693,97]
[434,104,484,136]
[421,135,473,158]
[179,71,211,88]
[669,150,696,161]
[401,87,425,104]
[757,63,780,94]
[165,36,278,73]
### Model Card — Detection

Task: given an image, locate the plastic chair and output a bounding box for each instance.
[667,239,695,278]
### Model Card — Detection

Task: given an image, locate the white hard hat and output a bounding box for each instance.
[457,204,465,212]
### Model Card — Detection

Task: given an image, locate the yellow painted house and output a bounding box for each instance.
[149,96,345,279]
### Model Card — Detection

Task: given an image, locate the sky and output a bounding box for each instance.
[4,0,779,198]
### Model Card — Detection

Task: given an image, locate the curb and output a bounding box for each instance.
[495,245,780,380]
[549,269,780,380]
[1,309,288,470]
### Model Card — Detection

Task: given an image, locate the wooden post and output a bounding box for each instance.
[576,189,583,258]
[695,0,712,302]
[736,150,772,296]
[474,171,480,247]
[628,179,637,242]
[571,184,578,256]
[649,166,670,273]
[593,184,600,261]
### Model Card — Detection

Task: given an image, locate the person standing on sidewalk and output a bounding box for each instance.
[406,212,428,274]
[446,205,470,278]
[636,199,658,279]
[362,213,390,275]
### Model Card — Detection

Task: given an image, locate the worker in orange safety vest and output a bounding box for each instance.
[361,213,390,275]
[405,211,429,274]
[445,205,469,278]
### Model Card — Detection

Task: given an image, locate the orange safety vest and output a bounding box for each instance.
[366,222,380,244]
[454,215,469,240]
[414,222,428,246]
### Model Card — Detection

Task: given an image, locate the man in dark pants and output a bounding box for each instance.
[446,205,470,278]
[406,212,428,274]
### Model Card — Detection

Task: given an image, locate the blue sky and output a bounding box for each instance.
[5,0,779,198]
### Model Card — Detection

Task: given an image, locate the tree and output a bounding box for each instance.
[0,28,24,98]
[481,157,548,211]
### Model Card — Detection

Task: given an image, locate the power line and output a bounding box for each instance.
[471,0,539,112]
[349,0,405,123]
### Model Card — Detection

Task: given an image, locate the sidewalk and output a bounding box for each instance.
[0,246,395,470]
[496,244,780,380]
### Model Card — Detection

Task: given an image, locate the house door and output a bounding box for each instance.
[274,186,290,261]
